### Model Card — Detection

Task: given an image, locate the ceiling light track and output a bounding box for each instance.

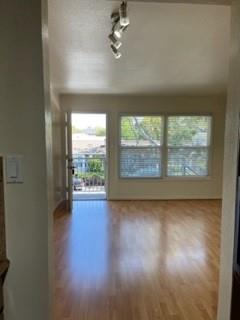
[109,1,130,59]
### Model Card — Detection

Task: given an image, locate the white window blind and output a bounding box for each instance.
[167,116,211,177]
[120,116,163,178]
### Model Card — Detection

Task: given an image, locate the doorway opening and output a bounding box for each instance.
[71,113,107,201]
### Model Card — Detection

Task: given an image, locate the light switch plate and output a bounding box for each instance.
[6,155,23,184]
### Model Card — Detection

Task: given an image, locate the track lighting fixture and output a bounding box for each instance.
[113,24,125,39]
[108,33,122,50]
[111,45,122,59]
[109,1,129,59]
[119,1,130,27]
[113,23,128,39]
[111,12,120,24]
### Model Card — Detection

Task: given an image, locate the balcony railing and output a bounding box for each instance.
[72,154,106,193]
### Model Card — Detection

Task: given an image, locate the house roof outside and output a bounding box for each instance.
[72,133,106,155]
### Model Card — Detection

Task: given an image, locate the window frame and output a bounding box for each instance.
[165,115,213,179]
[119,114,165,179]
[118,113,213,180]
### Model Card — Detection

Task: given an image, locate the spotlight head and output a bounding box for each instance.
[114,28,122,39]
[108,33,122,49]
[111,11,120,24]
[119,1,130,27]
[111,44,122,59]
[113,24,126,39]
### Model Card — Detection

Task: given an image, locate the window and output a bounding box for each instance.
[120,116,163,177]
[119,115,212,179]
[167,116,211,177]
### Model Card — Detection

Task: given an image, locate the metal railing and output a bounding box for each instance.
[72,154,106,193]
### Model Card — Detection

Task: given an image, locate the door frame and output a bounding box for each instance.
[65,111,109,202]
[64,112,73,211]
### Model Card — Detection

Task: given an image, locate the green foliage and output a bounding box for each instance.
[77,172,104,180]
[168,116,209,146]
[141,117,162,141]
[121,117,136,140]
[95,127,106,136]
[121,116,162,145]
[87,158,104,174]
[121,116,209,147]
[72,126,82,134]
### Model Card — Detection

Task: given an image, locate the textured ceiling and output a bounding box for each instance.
[48,0,231,95]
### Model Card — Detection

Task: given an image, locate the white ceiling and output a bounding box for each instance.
[48,0,231,95]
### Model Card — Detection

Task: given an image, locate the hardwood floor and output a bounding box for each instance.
[54,200,221,320]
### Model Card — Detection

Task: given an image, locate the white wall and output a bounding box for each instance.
[61,94,226,200]
[0,1,52,319]
[51,91,65,210]
[218,3,240,320]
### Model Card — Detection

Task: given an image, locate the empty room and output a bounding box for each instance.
[50,1,229,319]
[2,1,240,320]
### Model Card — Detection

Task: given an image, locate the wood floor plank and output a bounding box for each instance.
[54,200,221,320]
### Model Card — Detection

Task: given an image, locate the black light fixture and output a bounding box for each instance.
[109,1,130,59]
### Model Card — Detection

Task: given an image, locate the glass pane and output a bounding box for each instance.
[120,148,161,178]
[167,148,209,177]
[121,116,163,147]
[168,116,211,147]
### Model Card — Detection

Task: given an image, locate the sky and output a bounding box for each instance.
[72,113,106,129]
